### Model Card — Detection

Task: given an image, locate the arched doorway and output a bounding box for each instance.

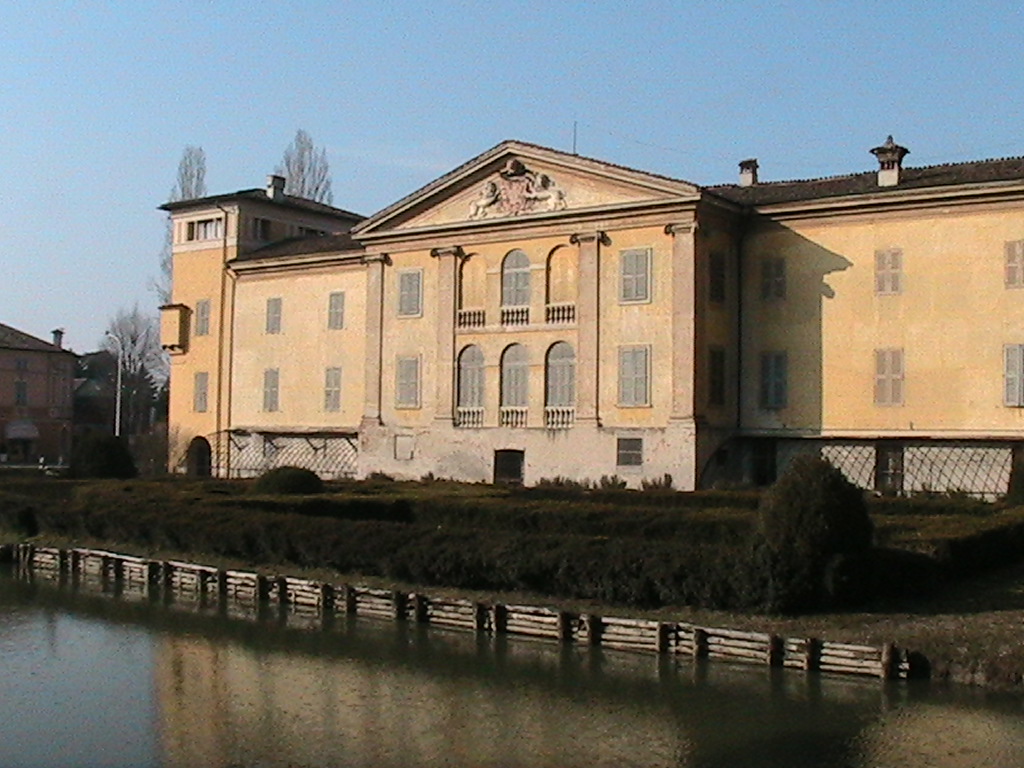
[186,436,212,477]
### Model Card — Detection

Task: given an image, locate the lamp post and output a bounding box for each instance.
[105,332,124,437]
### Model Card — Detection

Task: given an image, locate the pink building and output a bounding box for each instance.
[0,323,75,465]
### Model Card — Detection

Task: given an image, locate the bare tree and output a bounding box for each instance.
[102,305,165,437]
[156,146,208,303]
[276,129,334,204]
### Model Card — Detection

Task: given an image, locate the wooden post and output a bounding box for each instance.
[162,561,174,594]
[804,638,821,672]
[474,602,489,632]
[492,604,508,635]
[585,614,603,646]
[276,576,289,605]
[413,594,430,624]
[256,575,272,602]
[692,628,709,659]
[393,590,408,621]
[344,585,358,614]
[880,642,897,680]
[768,635,784,667]
[321,583,335,613]
[657,622,674,654]
[558,611,576,643]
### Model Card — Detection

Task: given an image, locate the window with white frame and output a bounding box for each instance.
[874,348,904,406]
[396,356,421,408]
[193,371,209,413]
[500,344,529,408]
[1006,241,1024,288]
[545,341,575,407]
[875,247,902,295]
[327,291,345,330]
[759,351,788,410]
[265,297,282,334]
[457,345,484,408]
[501,250,531,307]
[398,270,423,317]
[618,346,650,407]
[617,437,643,467]
[620,248,651,303]
[262,368,279,412]
[1005,344,1024,406]
[194,299,211,336]
[323,367,342,412]
[186,218,223,242]
[252,217,272,241]
[760,256,786,300]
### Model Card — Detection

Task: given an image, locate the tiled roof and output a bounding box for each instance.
[0,323,70,353]
[709,155,1024,207]
[230,232,363,263]
[159,189,365,221]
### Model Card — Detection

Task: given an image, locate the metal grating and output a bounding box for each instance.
[226,432,358,479]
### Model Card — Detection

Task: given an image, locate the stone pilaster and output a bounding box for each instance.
[666,221,698,421]
[431,246,464,422]
[570,231,609,425]
[361,253,390,426]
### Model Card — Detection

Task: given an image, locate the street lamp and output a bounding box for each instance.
[105,332,124,437]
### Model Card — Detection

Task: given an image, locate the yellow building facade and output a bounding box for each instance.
[162,138,1024,496]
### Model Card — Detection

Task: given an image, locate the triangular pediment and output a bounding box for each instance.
[353,140,701,237]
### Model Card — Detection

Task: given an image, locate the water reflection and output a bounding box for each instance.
[1,570,1022,768]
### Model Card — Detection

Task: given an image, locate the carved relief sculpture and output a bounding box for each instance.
[468,159,567,219]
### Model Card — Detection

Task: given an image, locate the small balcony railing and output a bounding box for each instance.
[544,406,575,429]
[455,406,484,428]
[500,306,529,326]
[499,406,528,428]
[545,303,576,324]
[457,309,485,329]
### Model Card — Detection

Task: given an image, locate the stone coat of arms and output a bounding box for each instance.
[468,159,567,219]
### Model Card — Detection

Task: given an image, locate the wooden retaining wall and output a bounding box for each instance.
[2,543,911,680]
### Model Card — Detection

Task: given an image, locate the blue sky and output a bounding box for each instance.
[3,1,1022,352]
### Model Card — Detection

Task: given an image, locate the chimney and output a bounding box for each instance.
[266,174,286,199]
[739,158,759,187]
[51,328,64,349]
[870,136,910,187]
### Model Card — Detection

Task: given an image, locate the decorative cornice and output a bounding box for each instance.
[430,245,466,260]
[664,221,698,236]
[569,231,611,246]
[361,252,392,266]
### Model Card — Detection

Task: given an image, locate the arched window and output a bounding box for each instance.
[501,250,531,325]
[456,345,485,428]
[545,342,575,407]
[500,344,529,428]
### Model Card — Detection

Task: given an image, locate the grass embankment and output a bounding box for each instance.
[3,475,1024,688]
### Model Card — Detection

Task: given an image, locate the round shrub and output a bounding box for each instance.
[252,466,324,495]
[757,455,873,613]
[71,433,137,479]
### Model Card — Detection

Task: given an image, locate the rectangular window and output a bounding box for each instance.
[194,299,211,336]
[14,380,28,406]
[324,366,342,412]
[262,368,279,412]
[709,346,726,407]
[875,443,905,494]
[396,356,421,408]
[760,256,786,300]
[398,270,423,317]
[875,247,902,295]
[327,292,346,330]
[709,251,726,303]
[186,218,223,242]
[1006,241,1024,287]
[874,348,905,406]
[252,217,272,241]
[1005,344,1024,406]
[193,371,209,413]
[618,346,650,407]
[265,297,282,334]
[759,351,788,410]
[620,247,651,303]
[617,437,643,467]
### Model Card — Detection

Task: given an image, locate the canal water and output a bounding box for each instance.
[2,570,1023,768]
